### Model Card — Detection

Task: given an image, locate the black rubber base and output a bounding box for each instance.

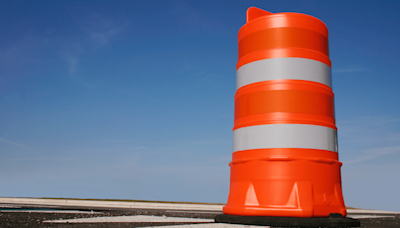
[215,213,360,227]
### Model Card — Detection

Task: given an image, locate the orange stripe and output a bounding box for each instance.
[234,80,335,130]
[232,148,339,164]
[233,112,336,130]
[236,48,331,70]
[238,27,329,60]
[235,80,333,99]
[238,13,328,41]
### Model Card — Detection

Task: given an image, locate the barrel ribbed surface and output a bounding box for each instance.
[223,7,347,218]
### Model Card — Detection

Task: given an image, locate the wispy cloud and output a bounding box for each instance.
[60,12,127,89]
[90,27,122,48]
[339,115,400,164]
[67,55,77,74]
[344,146,400,164]
[64,54,98,89]
[3,156,76,162]
[75,12,127,50]
[0,137,29,149]
[333,65,370,73]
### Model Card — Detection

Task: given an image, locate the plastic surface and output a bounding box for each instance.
[224,7,347,218]
[234,80,335,130]
[236,8,330,69]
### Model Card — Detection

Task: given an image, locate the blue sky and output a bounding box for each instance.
[1,0,400,211]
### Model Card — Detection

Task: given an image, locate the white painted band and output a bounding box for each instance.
[233,124,337,152]
[236,58,332,90]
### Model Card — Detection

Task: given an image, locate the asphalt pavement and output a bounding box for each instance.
[0,197,399,228]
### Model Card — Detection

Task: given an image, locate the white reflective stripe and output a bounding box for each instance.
[236,58,332,90]
[233,124,337,152]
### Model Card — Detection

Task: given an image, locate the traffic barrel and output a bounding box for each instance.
[223,7,347,218]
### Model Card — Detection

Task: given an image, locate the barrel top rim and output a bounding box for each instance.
[238,10,329,39]
[246,6,327,26]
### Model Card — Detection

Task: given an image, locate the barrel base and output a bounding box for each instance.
[214,213,360,227]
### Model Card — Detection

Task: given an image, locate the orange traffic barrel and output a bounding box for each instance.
[223,7,347,218]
